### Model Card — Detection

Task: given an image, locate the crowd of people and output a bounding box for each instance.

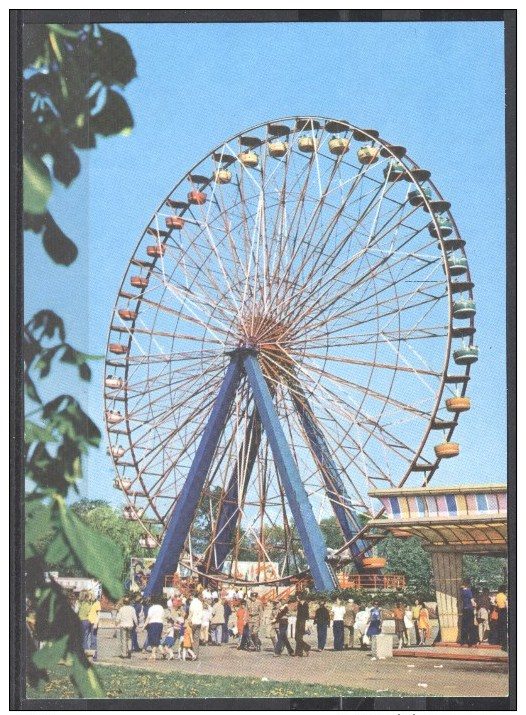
[27,579,508,664]
[459,581,508,650]
[108,588,480,662]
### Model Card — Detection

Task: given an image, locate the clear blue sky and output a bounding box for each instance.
[25,20,506,507]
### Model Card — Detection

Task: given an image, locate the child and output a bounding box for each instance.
[159,618,176,660]
[181,618,197,661]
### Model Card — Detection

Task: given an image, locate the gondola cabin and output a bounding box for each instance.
[146,245,166,258]
[445,396,471,412]
[298,136,318,153]
[328,137,349,155]
[165,216,185,230]
[188,190,207,205]
[238,151,259,167]
[268,141,288,158]
[434,442,460,458]
[357,146,379,164]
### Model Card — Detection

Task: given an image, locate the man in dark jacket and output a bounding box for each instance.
[313,600,330,651]
[294,593,311,657]
[273,604,294,656]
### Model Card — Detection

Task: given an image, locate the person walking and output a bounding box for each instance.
[495,584,508,651]
[236,600,250,650]
[116,596,138,659]
[141,598,151,652]
[365,601,383,646]
[313,600,330,651]
[269,601,281,649]
[210,598,225,645]
[273,604,294,656]
[488,603,500,645]
[131,595,143,652]
[188,592,204,659]
[294,594,311,657]
[181,618,197,661]
[354,604,368,649]
[77,591,92,652]
[200,600,212,646]
[411,600,422,645]
[392,602,407,649]
[247,592,263,651]
[262,600,276,649]
[417,604,431,646]
[475,589,490,644]
[343,599,356,649]
[222,599,232,644]
[87,595,101,660]
[331,598,345,651]
[459,581,476,646]
[159,618,176,660]
[403,605,413,646]
[142,597,165,660]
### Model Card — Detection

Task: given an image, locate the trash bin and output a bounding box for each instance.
[371,634,393,658]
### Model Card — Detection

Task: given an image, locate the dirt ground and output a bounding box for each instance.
[95,626,509,699]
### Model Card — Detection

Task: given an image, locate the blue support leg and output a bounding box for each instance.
[144,355,242,597]
[207,411,263,575]
[291,389,370,568]
[242,352,337,592]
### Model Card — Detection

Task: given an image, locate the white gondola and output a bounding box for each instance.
[139,536,157,549]
[123,505,144,521]
[106,410,123,424]
[105,375,123,390]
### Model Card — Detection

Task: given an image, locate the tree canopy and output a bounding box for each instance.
[23,22,136,697]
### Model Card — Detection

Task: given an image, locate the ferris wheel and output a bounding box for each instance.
[104,116,477,592]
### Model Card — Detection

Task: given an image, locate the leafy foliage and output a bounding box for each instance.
[23,23,136,261]
[70,500,159,580]
[377,534,434,598]
[23,22,135,698]
[463,554,507,591]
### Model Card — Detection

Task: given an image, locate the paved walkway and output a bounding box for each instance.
[96,628,509,698]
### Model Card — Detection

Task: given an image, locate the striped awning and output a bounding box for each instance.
[367,484,507,549]
[367,515,507,548]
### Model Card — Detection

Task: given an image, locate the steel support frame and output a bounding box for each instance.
[291,389,370,569]
[242,352,337,591]
[145,349,337,595]
[207,409,263,575]
[144,355,242,596]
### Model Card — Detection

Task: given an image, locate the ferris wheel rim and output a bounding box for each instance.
[104,115,475,581]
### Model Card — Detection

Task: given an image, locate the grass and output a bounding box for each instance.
[26,663,410,700]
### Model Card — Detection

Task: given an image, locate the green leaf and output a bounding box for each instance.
[90,89,133,137]
[42,213,78,266]
[58,505,124,600]
[24,420,56,445]
[46,529,76,567]
[23,154,52,215]
[25,501,54,559]
[78,361,91,381]
[70,651,104,698]
[27,310,66,342]
[96,27,137,87]
[24,374,42,404]
[32,635,69,669]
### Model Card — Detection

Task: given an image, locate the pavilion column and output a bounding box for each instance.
[427,547,463,643]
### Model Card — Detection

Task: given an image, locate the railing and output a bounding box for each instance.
[162,572,405,595]
[337,573,406,590]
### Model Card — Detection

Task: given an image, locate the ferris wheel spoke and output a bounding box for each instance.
[277,215,434,334]
[297,286,445,344]
[273,348,421,465]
